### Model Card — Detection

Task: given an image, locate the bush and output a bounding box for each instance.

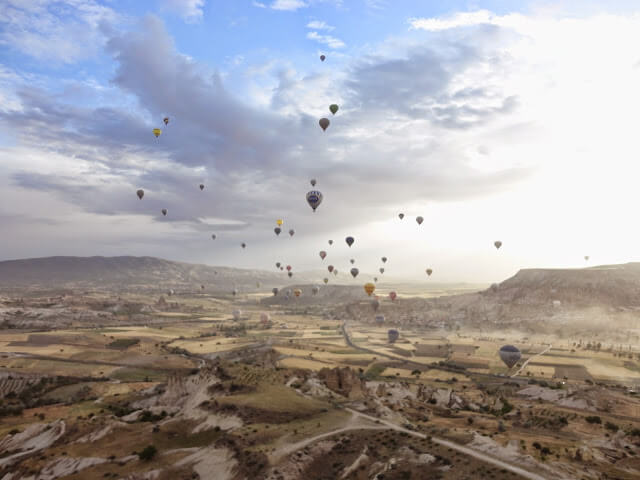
[138,445,157,461]
[605,422,619,432]
[585,416,602,424]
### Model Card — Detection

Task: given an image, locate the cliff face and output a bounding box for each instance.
[318,367,366,400]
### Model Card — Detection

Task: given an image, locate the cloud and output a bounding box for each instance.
[252,1,267,7]
[160,0,205,23]
[0,0,119,64]
[307,31,345,49]
[270,0,307,11]
[306,20,335,30]
[409,10,495,31]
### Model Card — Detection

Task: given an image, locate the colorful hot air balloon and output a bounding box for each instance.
[161,208,167,216]
[323,278,329,284]
[277,219,283,226]
[306,190,323,212]
[381,257,387,263]
[398,213,404,220]
[388,329,399,343]
[310,179,316,187]
[350,268,359,278]
[319,251,327,260]
[211,234,216,240]
[294,289,302,297]
[426,268,433,276]
[274,227,282,236]
[329,104,339,115]
[136,189,144,200]
[499,345,521,369]
[416,216,424,225]
[364,282,375,296]
[286,265,292,271]
[389,291,397,301]
[328,265,334,273]
[153,128,161,138]
[379,268,385,274]
[319,118,330,131]
[289,229,295,237]
[494,240,502,250]
[320,54,326,61]
[199,184,205,191]
[272,287,279,296]
[163,117,169,125]
[345,236,354,247]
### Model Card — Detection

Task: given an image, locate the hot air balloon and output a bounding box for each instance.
[260,312,270,323]
[312,286,320,295]
[294,289,302,297]
[398,213,404,220]
[211,234,216,240]
[389,291,397,301]
[306,190,323,212]
[161,208,167,216]
[333,269,338,276]
[232,288,238,296]
[584,256,589,261]
[328,240,333,245]
[319,118,330,131]
[320,54,326,61]
[288,272,293,278]
[371,299,380,311]
[319,251,327,260]
[350,268,359,278]
[350,259,355,264]
[280,266,284,271]
[499,345,521,369]
[274,227,281,236]
[136,189,144,200]
[201,285,205,290]
[494,240,502,249]
[168,289,174,296]
[163,117,169,125]
[323,278,329,284]
[373,277,378,282]
[328,265,334,273]
[329,104,339,115]
[153,128,161,138]
[364,283,375,296]
[286,265,292,271]
[199,184,205,191]
[375,314,385,324]
[416,216,424,225]
[388,329,399,343]
[310,179,316,187]
[289,229,295,237]
[241,243,246,249]
[381,257,387,263]
[277,219,283,226]
[272,287,279,296]
[232,309,241,321]
[345,236,354,247]
[379,267,385,274]
[426,268,433,276]
[276,262,281,268]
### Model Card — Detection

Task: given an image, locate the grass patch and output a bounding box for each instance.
[111,367,167,382]
[364,363,387,379]
[107,338,140,349]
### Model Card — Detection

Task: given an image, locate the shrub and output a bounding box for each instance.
[585,416,602,424]
[138,445,157,461]
[605,422,619,432]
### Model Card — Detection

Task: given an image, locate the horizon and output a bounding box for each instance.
[3,0,640,283]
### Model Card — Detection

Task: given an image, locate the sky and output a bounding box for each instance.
[2,0,640,283]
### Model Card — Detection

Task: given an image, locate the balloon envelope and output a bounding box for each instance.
[328,239,333,245]
[306,190,323,212]
[232,309,241,320]
[260,313,270,323]
[163,117,169,125]
[328,265,334,273]
[389,291,397,301]
[289,229,295,237]
[375,314,385,324]
[323,278,329,284]
[398,213,404,220]
[136,189,144,200]
[153,128,161,138]
[272,288,278,296]
[312,286,320,295]
[211,234,216,240]
[426,268,433,276]
[388,329,399,343]
[329,104,339,115]
[277,219,283,226]
[319,118,330,131]
[379,268,385,274]
[199,184,205,191]
[161,208,167,216]
[499,345,521,369]
[350,268,359,278]
[241,243,246,248]
[310,179,316,187]
[381,257,387,263]
[274,227,281,235]
[416,216,424,225]
[319,251,327,260]
[320,55,326,61]
[364,283,375,296]
[293,289,302,297]
[345,236,354,247]
[494,240,502,249]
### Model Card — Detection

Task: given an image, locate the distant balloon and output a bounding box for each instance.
[163,117,169,125]
[286,265,292,271]
[398,213,404,220]
[328,265,334,273]
[310,179,317,187]
[416,216,424,225]
[272,287,279,296]
[389,291,397,301]
[277,219,283,226]
[168,289,174,296]
[306,190,323,212]
[276,262,281,268]
[499,345,521,369]
[288,271,293,278]
[312,285,320,295]
[364,282,375,296]
[320,54,326,61]
[375,314,385,324]
[319,118,330,131]
[329,104,339,115]
[494,240,502,250]
[319,251,327,260]
[289,229,295,237]
[333,269,338,276]
[241,243,246,249]
[584,255,589,261]
[260,312,270,323]
[280,266,284,271]
[201,285,205,290]
[426,268,433,276]
[294,288,302,297]
[232,309,241,321]
[381,257,387,263]
[373,277,378,282]
[388,329,399,344]
[350,268,359,278]
[153,128,161,138]
[323,278,329,284]
[161,208,167,216]
[199,184,205,191]
[211,234,216,240]
[232,289,238,296]
[345,236,354,247]
[328,239,333,245]
[350,259,355,264]
[274,227,281,236]
[379,268,385,274]
[136,189,144,200]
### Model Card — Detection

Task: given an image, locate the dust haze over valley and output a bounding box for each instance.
[3,1,640,480]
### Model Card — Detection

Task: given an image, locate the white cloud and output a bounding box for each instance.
[306,20,335,30]
[160,0,205,23]
[252,1,267,7]
[307,31,345,49]
[270,0,307,11]
[409,10,495,31]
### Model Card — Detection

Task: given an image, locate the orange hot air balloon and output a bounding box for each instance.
[294,288,302,297]
[389,291,397,301]
[364,282,375,296]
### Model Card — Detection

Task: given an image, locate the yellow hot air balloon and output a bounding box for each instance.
[364,282,375,296]
[153,128,162,138]
[294,288,302,297]
[276,219,283,226]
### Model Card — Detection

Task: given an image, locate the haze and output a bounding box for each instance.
[2,0,640,282]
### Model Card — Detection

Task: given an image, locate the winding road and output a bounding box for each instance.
[511,344,553,378]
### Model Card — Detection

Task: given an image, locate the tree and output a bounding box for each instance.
[139,445,157,461]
